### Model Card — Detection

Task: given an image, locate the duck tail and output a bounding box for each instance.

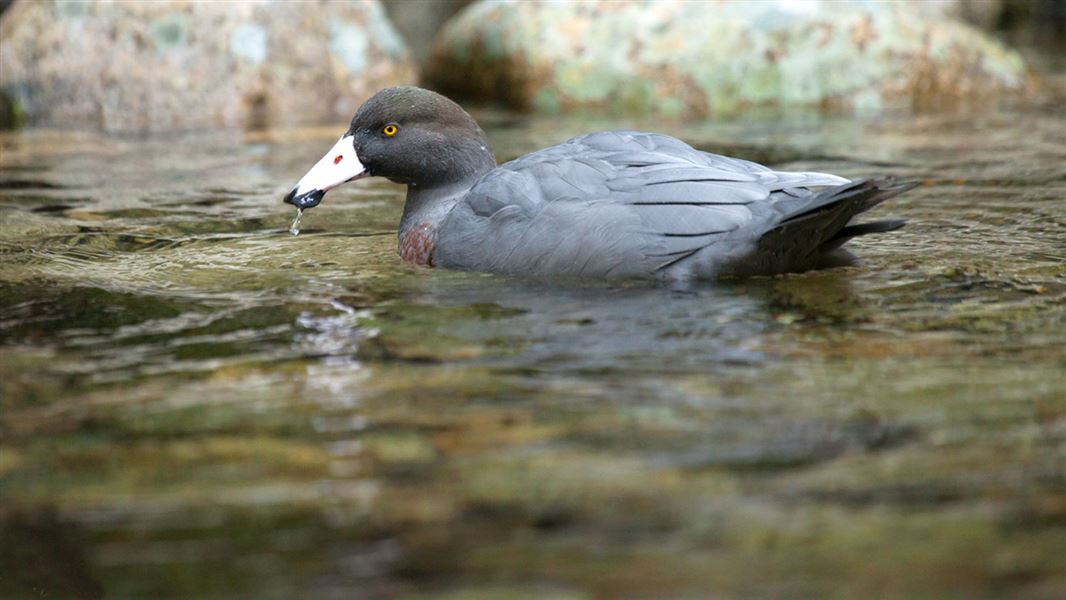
[757,177,917,272]
[821,217,907,250]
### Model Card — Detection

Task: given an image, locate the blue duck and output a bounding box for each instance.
[284,86,914,282]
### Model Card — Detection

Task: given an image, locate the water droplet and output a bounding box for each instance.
[290,208,304,236]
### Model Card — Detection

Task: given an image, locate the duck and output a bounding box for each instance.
[284,86,914,282]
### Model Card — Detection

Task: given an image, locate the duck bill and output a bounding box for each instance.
[284,134,368,209]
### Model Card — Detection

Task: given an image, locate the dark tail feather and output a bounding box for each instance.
[754,177,915,273]
[822,218,907,250]
[777,177,916,226]
[857,180,918,212]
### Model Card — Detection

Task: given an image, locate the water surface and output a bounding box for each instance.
[1,102,1064,598]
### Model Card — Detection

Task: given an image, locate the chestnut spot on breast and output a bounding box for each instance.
[399,222,437,267]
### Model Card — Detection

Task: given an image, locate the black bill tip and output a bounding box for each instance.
[284,188,324,210]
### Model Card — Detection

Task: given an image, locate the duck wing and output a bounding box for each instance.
[434,131,863,279]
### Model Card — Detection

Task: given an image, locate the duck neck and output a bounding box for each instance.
[398,162,492,266]
[396,185,460,267]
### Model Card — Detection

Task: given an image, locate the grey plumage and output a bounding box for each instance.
[434,131,908,281]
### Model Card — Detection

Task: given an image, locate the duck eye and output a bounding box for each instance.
[383,124,398,137]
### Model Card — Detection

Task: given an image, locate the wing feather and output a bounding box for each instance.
[435,131,852,277]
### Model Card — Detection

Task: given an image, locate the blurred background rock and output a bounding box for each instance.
[0,0,417,133]
[424,0,1037,118]
[382,0,473,63]
[0,0,1061,133]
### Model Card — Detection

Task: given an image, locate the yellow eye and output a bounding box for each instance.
[383,124,398,137]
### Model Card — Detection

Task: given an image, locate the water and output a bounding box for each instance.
[1,100,1065,597]
[290,208,304,236]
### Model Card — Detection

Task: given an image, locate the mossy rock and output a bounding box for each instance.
[424,0,1031,118]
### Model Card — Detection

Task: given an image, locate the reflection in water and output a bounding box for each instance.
[425,276,772,372]
[1,105,1065,597]
[294,299,373,363]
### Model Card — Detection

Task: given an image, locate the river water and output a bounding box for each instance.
[1,85,1064,597]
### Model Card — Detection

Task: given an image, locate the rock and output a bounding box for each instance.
[381,0,472,63]
[952,0,1005,31]
[423,0,1030,118]
[0,0,416,133]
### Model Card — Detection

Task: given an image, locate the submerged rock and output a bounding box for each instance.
[424,0,1030,117]
[0,0,416,133]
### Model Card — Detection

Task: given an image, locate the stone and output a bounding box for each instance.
[381,0,472,63]
[423,0,1031,118]
[0,0,416,133]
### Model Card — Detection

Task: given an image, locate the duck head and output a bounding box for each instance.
[284,86,495,210]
